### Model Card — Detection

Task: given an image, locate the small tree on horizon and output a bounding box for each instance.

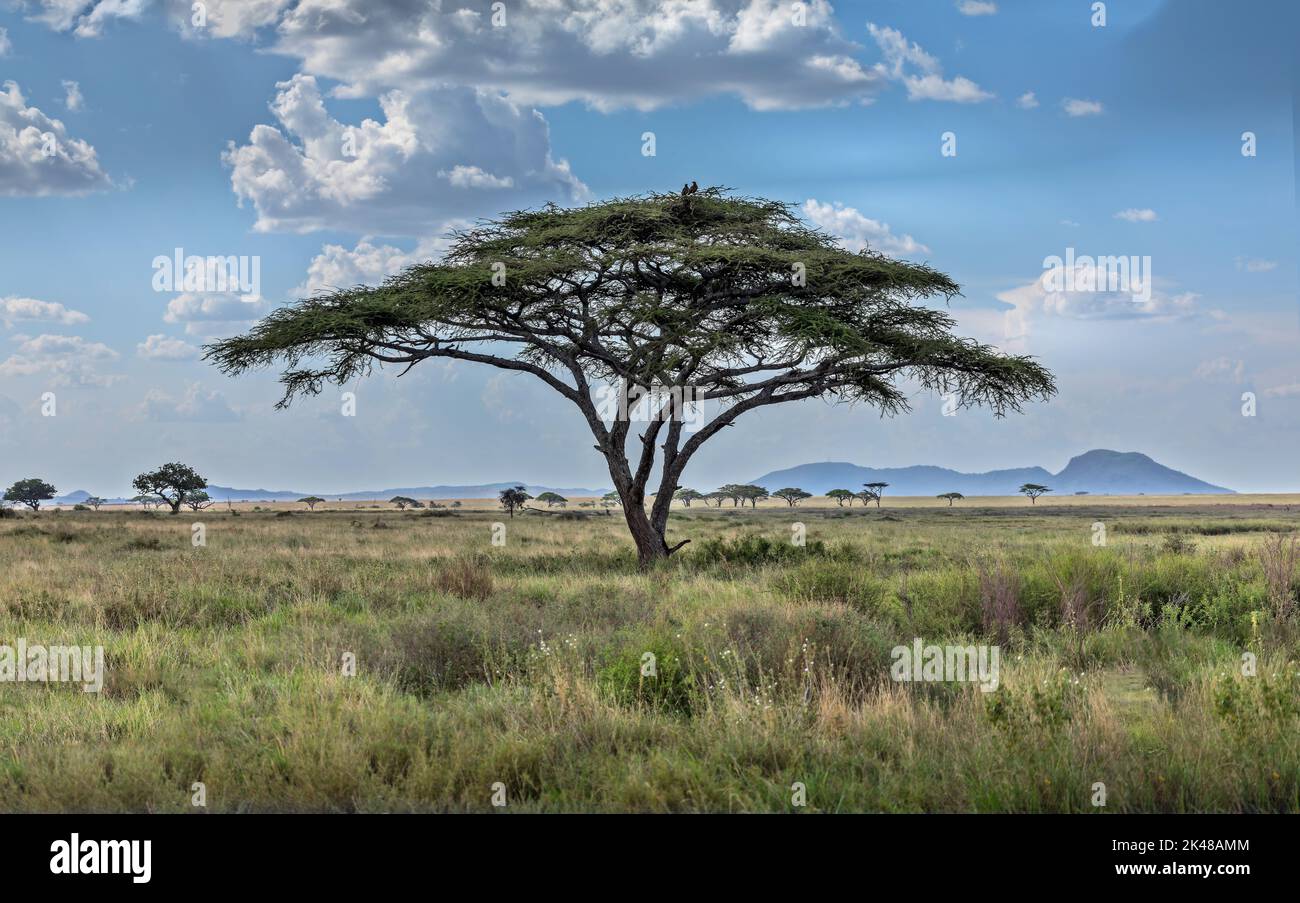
[390,496,417,510]
[673,488,704,507]
[536,491,567,508]
[205,188,1054,567]
[86,496,104,511]
[864,482,889,508]
[856,488,879,507]
[735,485,769,508]
[299,496,325,510]
[938,492,964,506]
[1019,483,1051,504]
[133,463,206,514]
[773,487,811,507]
[3,478,56,511]
[500,485,531,517]
[183,490,213,511]
[826,488,855,507]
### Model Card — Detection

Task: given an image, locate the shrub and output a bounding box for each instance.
[435,555,494,602]
[692,534,826,567]
[597,631,697,716]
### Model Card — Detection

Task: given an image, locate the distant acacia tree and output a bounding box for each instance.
[133,463,207,515]
[704,491,729,507]
[773,487,811,507]
[600,490,620,509]
[1019,483,1051,504]
[3,478,56,511]
[299,496,325,510]
[130,494,156,510]
[183,490,213,511]
[856,488,879,507]
[85,497,104,511]
[390,496,418,510]
[673,488,704,507]
[535,491,567,508]
[206,189,1054,567]
[864,482,889,508]
[826,488,856,507]
[938,492,964,506]
[735,485,769,508]
[499,485,531,518]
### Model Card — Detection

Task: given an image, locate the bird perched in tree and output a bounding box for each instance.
[681,181,698,196]
[690,180,698,194]
[681,183,690,195]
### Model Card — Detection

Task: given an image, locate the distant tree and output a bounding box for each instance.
[299,496,325,510]
[856,488,879,507]
[715,484,746,507]
[130,494,156,510]
[206,189,1055,567]
[500,485,531,518]
[773,487,811,507]
[704,491,729,507]
[826,488,856,507]
[3,478,55,511]
[535,491,567,508]
[183,490,213,511]
[937,492,964,506]
[390,496,417,510]
[133,463,207,514]
[864,482,889,508]
[736,484,769,508]
[1019,483,1051,504]
[673,488,704,507]
[450,500,462,508]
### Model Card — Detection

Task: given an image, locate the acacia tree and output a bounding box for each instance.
[674,488,704,507]
[299,496,325,510]
[133,463,207,514]
[938,491,964,506]
[499,485,530,517]
[773,487,811,506]
[205,189,1054,568]
[3,478,56,511]
[856,488,879,507]
[1020,483,1051,504]
[864,481,889,508]
[390,496,417,510]
[704,491,729,507]
[826,488,855,507]
[184,490,213,511]
[535,491,567,508]
[736,484,769,508]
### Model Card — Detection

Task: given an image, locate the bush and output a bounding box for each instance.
[692,534,826,567]
[435,555,494,602]
[597,631,697,716]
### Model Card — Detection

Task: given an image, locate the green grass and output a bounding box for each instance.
[0,503,1297,812]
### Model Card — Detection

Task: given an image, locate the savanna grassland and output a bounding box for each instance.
[1,498,1298,812]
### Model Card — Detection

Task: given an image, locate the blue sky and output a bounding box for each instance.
[1,0,1296,495]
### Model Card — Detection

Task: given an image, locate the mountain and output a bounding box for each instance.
[749,450,1231,496]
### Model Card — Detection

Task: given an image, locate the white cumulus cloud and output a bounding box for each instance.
[0,80,111,195]
[801,199,930,257]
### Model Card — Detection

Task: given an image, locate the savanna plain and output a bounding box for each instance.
[2,495,1298,812]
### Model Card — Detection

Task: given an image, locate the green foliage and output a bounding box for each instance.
[597,631,697,716]
[3,478,57,511]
